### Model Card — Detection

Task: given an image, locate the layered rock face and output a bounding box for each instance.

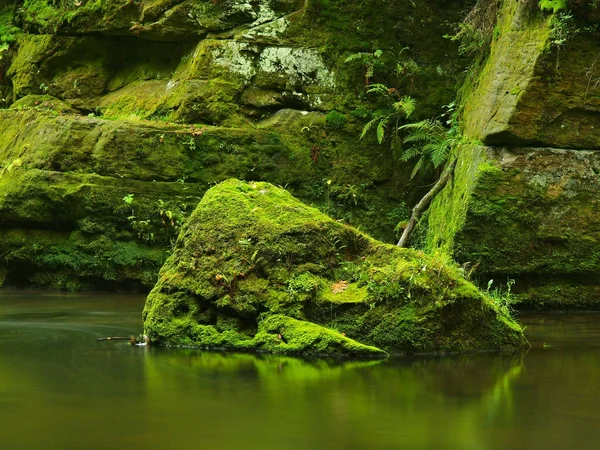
[0,0,466,289]
[427,0,600,308]
[142,179,524,355]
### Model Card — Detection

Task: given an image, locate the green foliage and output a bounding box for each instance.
[344,49,384,85]
[486,279,517,318]
[444,0,498,57]
[325,110,347,129]
[346,46,459,181]
[0,25,20,45]
[398,117,460,179]
[123,195,188,245]
[548,12,578,47]
[122,193,134,205]
[359,90,416,144]
[0,7,21,61]
[539,0,567,13]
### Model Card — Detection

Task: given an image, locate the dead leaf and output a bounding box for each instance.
[332,280,349,294]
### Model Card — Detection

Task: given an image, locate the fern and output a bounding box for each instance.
[360,117,380,140]
[398,119,454,179]
[344,52,371,63]
[410,158,425,179]
[377,117,391,144]
[344,50,383,84]
[367,83,391,95]
[402,130,431,144]
[393,96,416,118]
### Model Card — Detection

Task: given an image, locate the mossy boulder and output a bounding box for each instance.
[143,179,524,356]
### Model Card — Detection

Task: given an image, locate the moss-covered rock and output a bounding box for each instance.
[0,108,414,289]
[143,179,524,356]
[6,0,467,124]
[462,0,600,149]
[427,145,600,309]
[425,0,600,309]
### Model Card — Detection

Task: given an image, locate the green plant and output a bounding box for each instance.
[539,0,567,13]
[398,119,459,178]
[122,195,188,245]
[444,0,499,57]
[123,194,134,205]
[39,82,49,94]
[360,88,416,144]
[330,184,361,206]
[345,49,384,85]
[186,136,197,151]
[548,12,577,47]
[487,279,517,318]
[325,110,347,129]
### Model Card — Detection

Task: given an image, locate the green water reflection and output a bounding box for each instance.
[1,291,600,449]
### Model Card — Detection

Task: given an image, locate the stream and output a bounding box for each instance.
[1,290,599,449]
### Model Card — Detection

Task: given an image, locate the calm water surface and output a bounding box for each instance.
[1,290,600,450]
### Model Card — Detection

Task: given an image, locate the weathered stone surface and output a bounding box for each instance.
[5,0,466,124]
[142,179,524,355]
[428,145,600,309]
[463,0,600,149]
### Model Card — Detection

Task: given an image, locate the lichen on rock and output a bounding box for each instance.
[143,179,524,356]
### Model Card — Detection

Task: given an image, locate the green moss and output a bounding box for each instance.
[143,179,524,356]
[9,94,76,113]
[0,6,20,44]
[325,110,347,129]
[426,144,489,255]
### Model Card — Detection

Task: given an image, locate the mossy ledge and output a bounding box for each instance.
[143,179,524,356]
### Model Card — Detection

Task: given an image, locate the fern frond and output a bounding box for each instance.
[399,96,416,118]
[360,117,380,140]
[403,130,433,145]
[376,117,390,144]
[421,143,439,155]
[400,146,422,161]
[344,52,370,63]
[367,83,391,95]
[431,143,450,168]
[399,119,435,132]
[366,62,374,80]
[410,157,426,179]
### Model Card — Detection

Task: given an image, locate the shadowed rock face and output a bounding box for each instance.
[142,179,524,356]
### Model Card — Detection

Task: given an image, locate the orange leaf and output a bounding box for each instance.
[332,281,349,294]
